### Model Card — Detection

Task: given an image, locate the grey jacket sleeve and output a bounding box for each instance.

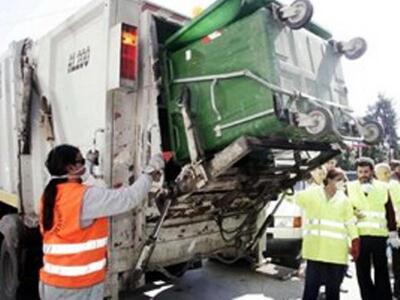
[81,174,153,222]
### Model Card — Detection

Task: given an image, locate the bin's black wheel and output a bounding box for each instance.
[283,0,313,30]
[362,121,384,145]
[304,107,333,137]
[0,239,19,300]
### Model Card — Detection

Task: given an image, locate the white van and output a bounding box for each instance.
[264,181,306,268]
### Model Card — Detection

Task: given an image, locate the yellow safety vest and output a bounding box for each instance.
[347,180,388,237]
[389,180,400,228]
[292,186,358,265]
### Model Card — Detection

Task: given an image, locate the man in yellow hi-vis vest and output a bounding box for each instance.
[288,168,359,300]
[347,157,399,300]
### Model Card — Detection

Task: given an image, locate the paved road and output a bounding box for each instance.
[123,260,363,300]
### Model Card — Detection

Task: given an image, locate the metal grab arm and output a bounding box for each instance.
[132,198,172,280]
[173,69,364,142]
[174,69,353,112]
[246,192,287,252]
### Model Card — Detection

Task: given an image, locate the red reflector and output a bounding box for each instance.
[162,151,174,162]
[121,24,138,81]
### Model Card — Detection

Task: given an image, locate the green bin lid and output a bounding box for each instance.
[166,0,244,51]
[166,0,332,51]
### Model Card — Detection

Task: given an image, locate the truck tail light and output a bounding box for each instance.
[293,216,302,228]
[121,24,138,81]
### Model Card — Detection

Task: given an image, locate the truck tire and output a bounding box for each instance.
[0,215,41,300]
[0,239,19,300]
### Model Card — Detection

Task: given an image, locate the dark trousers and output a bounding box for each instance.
[355,236,392,300]
[393,241,400,297]
[303,260,346,300]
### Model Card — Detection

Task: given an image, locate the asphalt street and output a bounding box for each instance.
[123,260,363,300]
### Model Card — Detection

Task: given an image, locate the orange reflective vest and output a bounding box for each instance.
[39,183,109,288]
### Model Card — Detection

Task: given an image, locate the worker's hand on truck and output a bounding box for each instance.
[143,154,165,182]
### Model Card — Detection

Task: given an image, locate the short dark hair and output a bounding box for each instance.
[390,160,400,170]
[42,144,81,231]
[323,168,345,185]
[355,157,375,171]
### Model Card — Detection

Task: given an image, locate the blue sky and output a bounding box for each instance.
[0,0,399,116]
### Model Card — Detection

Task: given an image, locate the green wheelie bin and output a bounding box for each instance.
[162,0,372,163]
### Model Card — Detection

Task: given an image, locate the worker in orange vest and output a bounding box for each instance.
[38,144,164,300]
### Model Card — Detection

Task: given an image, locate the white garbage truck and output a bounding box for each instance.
[0,0,379,299]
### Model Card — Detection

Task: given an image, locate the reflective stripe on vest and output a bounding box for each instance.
[357,210,387,230]
[303,229,346,240]
[304,218,347,240]
[39,183,109,288]
[347,180,388,236]
[43,237,108,255]
[306,219,345,229]
[299,186,356,265]
[361,211,385,218]
[345,217,357,226]
[357,221,386,229]
[43,258,106,277]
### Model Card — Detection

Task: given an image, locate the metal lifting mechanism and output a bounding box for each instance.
[132,86,210,280]
[132,136,341,277]
[173,69,380,145]
[132,197,172,280]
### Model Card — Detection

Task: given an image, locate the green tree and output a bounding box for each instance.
[337,146,357,171]
[365,94,399,160]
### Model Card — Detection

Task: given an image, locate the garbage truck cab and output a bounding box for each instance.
[0,0,380,299]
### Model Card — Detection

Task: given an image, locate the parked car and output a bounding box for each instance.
[346,171,357,181]
[264,170,358,269]
[263,181,306,269]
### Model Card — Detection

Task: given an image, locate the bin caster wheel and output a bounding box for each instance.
[337,37,368,60]
[304,107,333,137]
[362,121,383,145]
[280,0,314,30]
